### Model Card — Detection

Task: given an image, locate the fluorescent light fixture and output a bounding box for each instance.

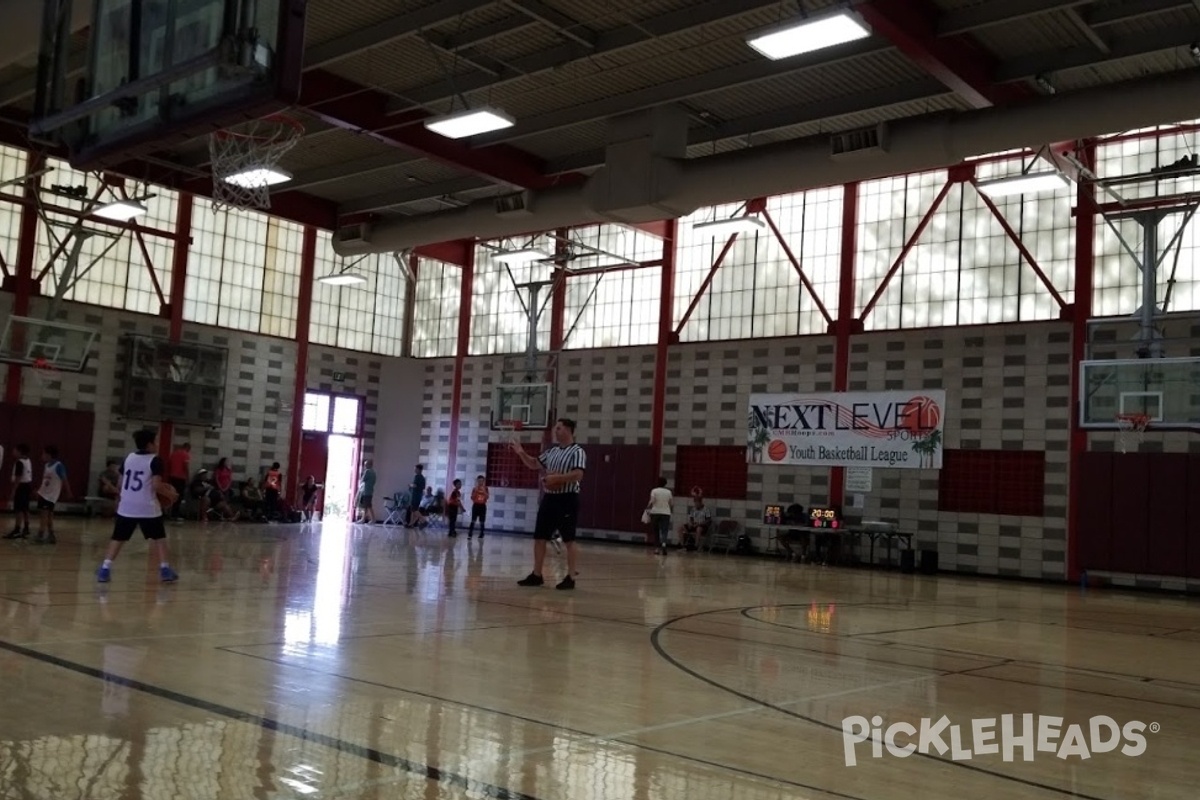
[976,171,1070,198]
[316,272,367,286]
[222,167,292,188]
[494,247,550,264]
[92,199,147,221]
[747,9,870,60]
[693,214,766,236]
[424,107,515,139]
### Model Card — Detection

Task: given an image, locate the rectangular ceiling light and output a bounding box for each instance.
[494,247,550,264]
[425,107,515,139]
[976,171,1070,198]
[92,200,147,221]
[747,9,871,60]
[222,167,293,188]
[693,214,767,236]
[316,273,367,286]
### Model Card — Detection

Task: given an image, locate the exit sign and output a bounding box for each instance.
[332,371,346,381]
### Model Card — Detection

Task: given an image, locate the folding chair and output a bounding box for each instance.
[382,492,409,525]
[705,520,739,554]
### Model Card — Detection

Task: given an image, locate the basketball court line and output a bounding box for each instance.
[652,608,1117,800]
[0,635,545,800]
[216,639,907,800]
[949,666,1200,712]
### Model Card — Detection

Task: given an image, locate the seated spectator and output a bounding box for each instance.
[240,479,264,521]
[97,461,120,500]
[678,493,713,551]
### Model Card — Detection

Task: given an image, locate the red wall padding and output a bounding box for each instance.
[0,403,95,502]
[575,444,658,534]
[1077,451,1200,579]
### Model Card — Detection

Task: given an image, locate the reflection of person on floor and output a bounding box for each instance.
[301,476,320,521]
[356,459,377,524]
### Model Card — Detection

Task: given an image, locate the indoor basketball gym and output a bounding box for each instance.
[0,0,1199,797]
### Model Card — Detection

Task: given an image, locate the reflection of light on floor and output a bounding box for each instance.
[283,526,350,652]
[807,602,835,633]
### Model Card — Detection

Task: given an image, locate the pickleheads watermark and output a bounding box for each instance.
[842,715,1158,766]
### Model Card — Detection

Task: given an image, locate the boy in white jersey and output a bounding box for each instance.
[34,445,72,545]
[97,429,178,584]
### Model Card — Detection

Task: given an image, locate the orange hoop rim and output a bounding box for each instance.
[496,419,525,430]
[30,356,57,371]
[1115,412,1151,431]
[212,113,305,143]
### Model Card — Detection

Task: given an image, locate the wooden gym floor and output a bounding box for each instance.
[0,518,1196,799]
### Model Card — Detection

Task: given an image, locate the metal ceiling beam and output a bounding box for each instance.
[505,0,595,48]
[855,0,1030,108]
[938,0,1087,34]
[1087,0,1199,26]
[436,13,538,50]
[303,0,496,69]
[299,69,583,190]
[341,176,494,215]
[1063,7,1111,54]
[388,0,787,111]
[994,24,1199,81]
[288,152,422,191]
[471,39,890,145]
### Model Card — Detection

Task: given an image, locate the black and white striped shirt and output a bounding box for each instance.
[538,443,586,494]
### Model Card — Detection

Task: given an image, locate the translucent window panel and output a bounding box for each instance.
[1096,120,1200,203]
[215,208,267,332]
[371,254,409,357]
[563,267,659,349]
[470,241,552,355]
[569,223,664,266]
[331,396,361,435]
[674,201,744,332]
[302,392,330,432]
[411,257,462,358]
[184,203,226,326]
[0,145,30,271]
[1094,211,1200,316]
[260,218,304,338]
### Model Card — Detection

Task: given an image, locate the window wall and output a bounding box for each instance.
[309,232,408,356]
[674,187,843,342]
[469,235,554,356]
[1093,121,1200,316]
[411,257,462,358]
[0,145,29,272]
[33,157,179,316]
[563,267,660,349]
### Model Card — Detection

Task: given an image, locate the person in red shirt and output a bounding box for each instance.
[167,442,190,519]
[467,475,489,540]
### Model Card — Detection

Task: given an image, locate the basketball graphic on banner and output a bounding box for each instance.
[767,440,788,461]
[901,396,941,434]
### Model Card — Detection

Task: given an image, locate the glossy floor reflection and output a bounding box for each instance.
[1,519,1198,799]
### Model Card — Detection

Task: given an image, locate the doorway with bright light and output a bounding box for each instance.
[299,391,364,521]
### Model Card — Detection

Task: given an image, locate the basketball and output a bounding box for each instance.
[901,396,941,434]
[767,439,788,461]
[156,482,178,508]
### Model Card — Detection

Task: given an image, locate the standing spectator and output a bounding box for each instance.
[645,477,673,556]
[356,458,377,524]
[4,444,33,539]
[446,478,463,538]
[262,462,282,520]
[35,445,71,545]
[301,476,320,522]
[467,475,489,539]
[167,442,190,519]
[406,464,426,527]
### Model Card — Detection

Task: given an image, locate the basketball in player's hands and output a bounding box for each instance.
[156,482,179,508]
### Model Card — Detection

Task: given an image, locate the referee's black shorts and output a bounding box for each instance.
[533,492,579,542]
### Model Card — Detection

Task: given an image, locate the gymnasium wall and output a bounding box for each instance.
[417,320,1074,580]
[0,293,383,496]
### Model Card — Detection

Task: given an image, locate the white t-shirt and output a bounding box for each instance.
[13,457,32,485]
[117,452,165,519]
[39,461,67,503]
[648,486,673,515]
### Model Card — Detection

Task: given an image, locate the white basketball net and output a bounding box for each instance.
[208,116,303,211]
[1115,413,1150,454]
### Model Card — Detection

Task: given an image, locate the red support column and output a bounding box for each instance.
[1067,141,1097,584]
[445,241,475,485]
[4,152,43,404]
[830,182,861,508]
[651,219,678,472]
[286,226,317,499]
[157,193,193,459]
[545,229,569,448]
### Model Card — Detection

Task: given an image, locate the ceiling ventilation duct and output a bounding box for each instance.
[333,68,1200,255]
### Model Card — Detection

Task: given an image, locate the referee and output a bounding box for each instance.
[512,417,586,590]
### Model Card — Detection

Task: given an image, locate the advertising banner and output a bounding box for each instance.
[747,391,945,469]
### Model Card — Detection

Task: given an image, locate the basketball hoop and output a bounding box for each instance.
[208,114,304,212]
[496,419,525,445]
[1115,413,1150,454]
[28,357,58,389]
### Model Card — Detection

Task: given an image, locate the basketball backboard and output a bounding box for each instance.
[1079,357,1200,430]
[0,315,97,372]
[29,0,305,168]
[491,383,553,431]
